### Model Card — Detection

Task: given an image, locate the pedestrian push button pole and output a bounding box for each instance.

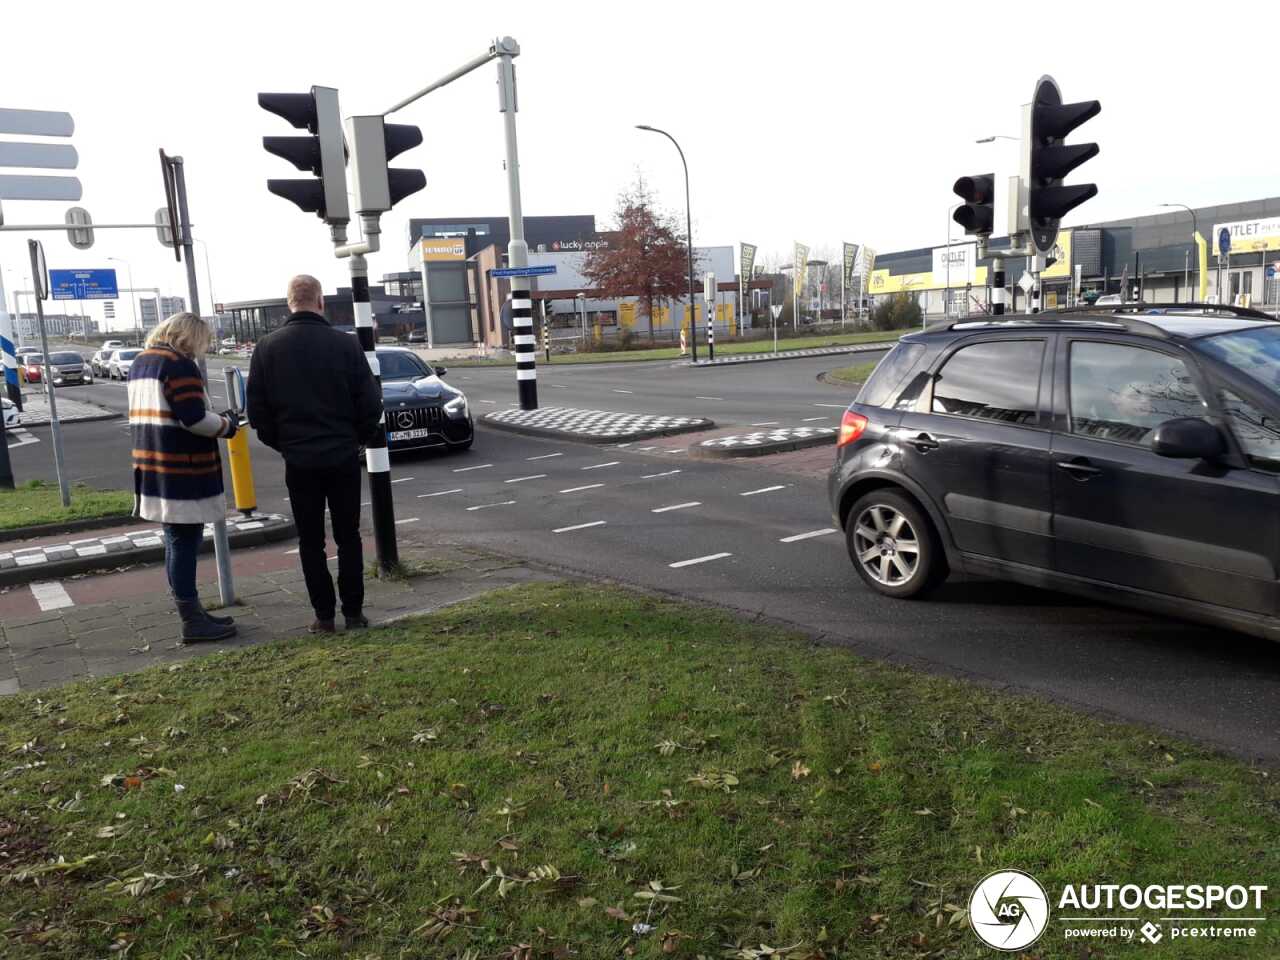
[223,367,256,516]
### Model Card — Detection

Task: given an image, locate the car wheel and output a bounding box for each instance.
[846,489,947,599]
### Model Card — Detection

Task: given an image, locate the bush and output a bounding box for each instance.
[870,293,923,331]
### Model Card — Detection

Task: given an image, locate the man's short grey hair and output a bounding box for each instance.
[286,275,324,311]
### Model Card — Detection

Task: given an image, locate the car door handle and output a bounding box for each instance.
[1055,457,1102,479]
[909,432,939,452]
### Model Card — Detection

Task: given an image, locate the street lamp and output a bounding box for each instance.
[636,124,697,362]
[106,257,139,344]
[1159,203,1203,302]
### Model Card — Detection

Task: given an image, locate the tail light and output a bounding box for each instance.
[836,410,868,448]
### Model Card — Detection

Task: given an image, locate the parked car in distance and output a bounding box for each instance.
[101,339,125,352]
[18,354,43,383]
[90,348,113,377]
[828,304,1280,643]
[108,348,143,380]
[2,396,17,428]
[406,330,428,344]
[376,347,472,454]
[46,351,91,386]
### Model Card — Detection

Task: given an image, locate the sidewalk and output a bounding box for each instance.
[0,534,556,695]
[13,390,118,425]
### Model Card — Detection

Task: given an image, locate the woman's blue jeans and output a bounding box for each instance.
[163,523,204,603]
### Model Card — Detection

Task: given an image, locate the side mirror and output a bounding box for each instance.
[433,365,447,377]
[1152,417,1225,460]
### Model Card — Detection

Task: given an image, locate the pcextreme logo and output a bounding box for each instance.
[968,870,1269,951]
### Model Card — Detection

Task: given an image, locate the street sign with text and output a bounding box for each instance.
[49,268,118,301]
[491,265,556,278]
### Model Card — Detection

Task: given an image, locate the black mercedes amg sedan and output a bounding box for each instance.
[377,348,473,454]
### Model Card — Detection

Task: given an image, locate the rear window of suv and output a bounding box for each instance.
[855,343,925,409]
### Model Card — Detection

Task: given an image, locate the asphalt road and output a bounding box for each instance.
[7,354,1279,763]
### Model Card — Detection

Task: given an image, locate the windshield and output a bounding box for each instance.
[50,352,82,364]
[26,355,43,364]
[378,352,431,381]
[118,350,142,360]
[1196,326,1280,392]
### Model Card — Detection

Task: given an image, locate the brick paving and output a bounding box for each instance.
[0,538,556,695]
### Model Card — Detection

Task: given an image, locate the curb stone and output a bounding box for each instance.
[691,426,837,459]
[480,407,714,445]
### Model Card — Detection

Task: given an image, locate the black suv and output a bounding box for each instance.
[828,306,1280,643]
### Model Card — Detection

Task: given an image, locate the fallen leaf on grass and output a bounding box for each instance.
[4,854,97,884]
[791,761,811,780]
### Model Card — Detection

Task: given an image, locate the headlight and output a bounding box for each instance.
[54,378,63,385]
[443,394,468,418]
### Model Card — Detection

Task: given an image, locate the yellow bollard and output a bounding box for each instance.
[226,428,256,516]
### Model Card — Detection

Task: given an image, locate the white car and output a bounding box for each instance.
[102,339,125,352]
[2,396,17,428]
[108,348,143,380]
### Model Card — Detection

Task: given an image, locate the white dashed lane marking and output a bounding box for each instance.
[418,488,463,498]
[612,389,634,394]
[560,483,604,493]
[813,403,846,408]
[526,452,563,461]
[505,474,547,483]
[391,477,415,484]
[651,502,700,513]
[640,469,681,479]
[395,517,420,525]
[740,485,786,496]
[750,421,779,426]
[581,461,619,471]
[553,520,607,533]
[30,581,74,611]
[669,552,732,569]
[780,528,838,543]
[801,416,828,422]
[694,396,723,401]
[454,463,493,473]
[466,501,515,511]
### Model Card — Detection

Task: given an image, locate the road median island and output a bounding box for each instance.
[0,481,134,536]
[1,580,1275,957]
[0,512,296,587]
[691,425,837,459]
[12,392,120,426]
[480,406,713,444]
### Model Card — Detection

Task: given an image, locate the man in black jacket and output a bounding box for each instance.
[247,275,382,633]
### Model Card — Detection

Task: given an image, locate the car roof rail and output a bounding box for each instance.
[1052,302,1277,322]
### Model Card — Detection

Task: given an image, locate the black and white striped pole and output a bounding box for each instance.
[351,254,398,569]
[497,42,537,409]
[541,298,550,363]
[703,272,715,362]
[992,262,1007,316]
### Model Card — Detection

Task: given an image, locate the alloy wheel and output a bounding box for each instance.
[853,503,921,586]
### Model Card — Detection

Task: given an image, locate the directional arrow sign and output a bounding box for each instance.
[0,175,82,201]
[0,108,74,137]
[49,269,118,301]
[0,142,78,169]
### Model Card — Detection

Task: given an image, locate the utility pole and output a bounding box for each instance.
[163,152,235,606]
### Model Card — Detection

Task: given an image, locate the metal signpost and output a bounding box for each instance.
[1218,227,1231,303]
[704,272,715,361]
[27,240,70,506]
[770,303,783,354]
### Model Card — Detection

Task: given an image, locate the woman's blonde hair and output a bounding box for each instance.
[146,312,212,358]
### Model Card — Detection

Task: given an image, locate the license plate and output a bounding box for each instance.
[388,428,435,441]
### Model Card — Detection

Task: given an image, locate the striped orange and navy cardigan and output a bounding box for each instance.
[127,343,235,525]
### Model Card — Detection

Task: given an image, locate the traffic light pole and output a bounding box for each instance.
[0,270,14,490]
[167,154,235,606]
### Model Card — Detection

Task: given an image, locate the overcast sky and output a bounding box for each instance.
[1,0,1275,330]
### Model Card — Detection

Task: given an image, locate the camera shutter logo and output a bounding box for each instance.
[969,869,1050,951]
[396,410,415,429]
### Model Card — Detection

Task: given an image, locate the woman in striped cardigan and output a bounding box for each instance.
[128,313,240,642]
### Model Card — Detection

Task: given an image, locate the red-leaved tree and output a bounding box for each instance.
[580,181,696,322]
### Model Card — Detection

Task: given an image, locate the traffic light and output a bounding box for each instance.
[1024,76,1100,254]
[257,86,349,225]
[344,116,426,215]
[952,173,995,236]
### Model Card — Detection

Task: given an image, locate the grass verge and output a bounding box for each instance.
[825,361,878,386]
[451,330,901,367]
[0,479,133,532]
[1,582,1275,958]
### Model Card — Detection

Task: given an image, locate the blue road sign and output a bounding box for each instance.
[1218,227,1231,257]
[491,265,557,278]
[49,268,118,300]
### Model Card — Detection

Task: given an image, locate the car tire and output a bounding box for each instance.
[845,489,947,599]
